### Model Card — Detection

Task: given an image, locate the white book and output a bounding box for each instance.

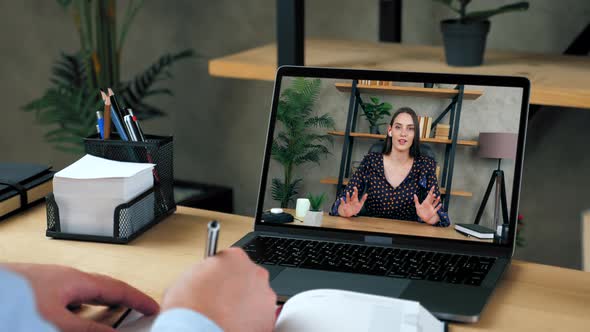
[276,289,445,332]
[117,289,445,332]
[53,154,155,237]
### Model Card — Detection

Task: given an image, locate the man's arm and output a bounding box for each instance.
[157,248,277,332]
[0,269,58,332]
[2,263,159,332]
[151,308,222,332]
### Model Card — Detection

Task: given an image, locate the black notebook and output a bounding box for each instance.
[454,223,496,239]
[0,163,54,219]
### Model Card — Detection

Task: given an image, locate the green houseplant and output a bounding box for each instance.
[271,78,335,208]
[23,0,194,153]
[360,97,393,134]
[304,193,326,227]
[434,0,529,66]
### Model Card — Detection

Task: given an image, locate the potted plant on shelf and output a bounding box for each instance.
[360,97,392,134]
[271,78,335,208]
[23,0,193,153]
[304,193,326,227]
[434,0,529,67]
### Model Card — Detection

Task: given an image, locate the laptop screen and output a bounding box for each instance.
[257,68,528,247]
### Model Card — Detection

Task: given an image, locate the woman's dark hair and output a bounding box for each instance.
[382,107,421,158]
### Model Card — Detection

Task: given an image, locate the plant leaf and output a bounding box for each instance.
[464,2,529,21]
[119,49,195,119]
[22,83,101,153]
[432,0,461,14]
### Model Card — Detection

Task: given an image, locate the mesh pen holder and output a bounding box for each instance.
[45,134,176,244]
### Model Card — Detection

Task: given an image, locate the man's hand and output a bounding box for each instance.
[2,263,159,332]
[338,186,368,218]
[161,247,277,332]
[413,186,442,225]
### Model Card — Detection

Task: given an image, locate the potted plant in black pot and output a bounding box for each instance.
[435,0,529,67]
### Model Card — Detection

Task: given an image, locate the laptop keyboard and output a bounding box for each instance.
[242,236,495,286]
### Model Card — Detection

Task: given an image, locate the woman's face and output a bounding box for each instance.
[388,112,415,154]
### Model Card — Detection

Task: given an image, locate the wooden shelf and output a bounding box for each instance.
[327,131,478,146]
[208,39,590,109]
[320,177,473,197]
[334,83,483,100]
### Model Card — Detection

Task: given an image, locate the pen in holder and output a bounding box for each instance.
[45,134,176,244]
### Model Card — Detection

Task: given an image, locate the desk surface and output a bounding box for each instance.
[283,209,490,243]
[208,39,590,109]
[1,204,589,331]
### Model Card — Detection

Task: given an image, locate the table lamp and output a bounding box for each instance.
[473,132,518,235]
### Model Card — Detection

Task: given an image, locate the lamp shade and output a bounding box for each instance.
[478,132,518,160]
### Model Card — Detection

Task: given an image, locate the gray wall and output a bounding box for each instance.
[2,0,589,269]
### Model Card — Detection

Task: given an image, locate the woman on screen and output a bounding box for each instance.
[330,107,450,227]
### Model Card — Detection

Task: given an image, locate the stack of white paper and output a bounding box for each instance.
[53,154,155,237]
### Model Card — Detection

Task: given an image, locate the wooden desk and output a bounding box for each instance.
[208,39,590,109]
[1,204,589,331]
[283,209,490,243]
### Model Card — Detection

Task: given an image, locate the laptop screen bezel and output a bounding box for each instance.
[254,66,530,258]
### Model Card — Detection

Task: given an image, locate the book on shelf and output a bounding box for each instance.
[418,116,433,139]
[435,124,450,139]
[418,116,425,139]
[0,162,54,220]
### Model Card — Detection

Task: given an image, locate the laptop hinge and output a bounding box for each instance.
[364,235,392,245]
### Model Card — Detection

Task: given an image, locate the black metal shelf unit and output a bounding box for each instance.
[334,80,469,210]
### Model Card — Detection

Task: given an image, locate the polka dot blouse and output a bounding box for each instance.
[330,152,451,227]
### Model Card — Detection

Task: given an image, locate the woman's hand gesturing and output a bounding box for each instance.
[338,186,368,217]
[413,186,442,224]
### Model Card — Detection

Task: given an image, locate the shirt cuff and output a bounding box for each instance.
[330,197,342,216]
[151,308,223,332]
[435,210,451,227]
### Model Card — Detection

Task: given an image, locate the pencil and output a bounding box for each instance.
[100,90,112,139]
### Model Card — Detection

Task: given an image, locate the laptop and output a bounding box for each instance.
[234,66,530,323]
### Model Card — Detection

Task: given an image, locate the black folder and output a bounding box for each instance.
[0,163,55,220]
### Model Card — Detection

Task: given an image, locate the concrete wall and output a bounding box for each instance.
[1,0,589,269]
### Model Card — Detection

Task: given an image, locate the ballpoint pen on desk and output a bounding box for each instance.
[205,220,220,258]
